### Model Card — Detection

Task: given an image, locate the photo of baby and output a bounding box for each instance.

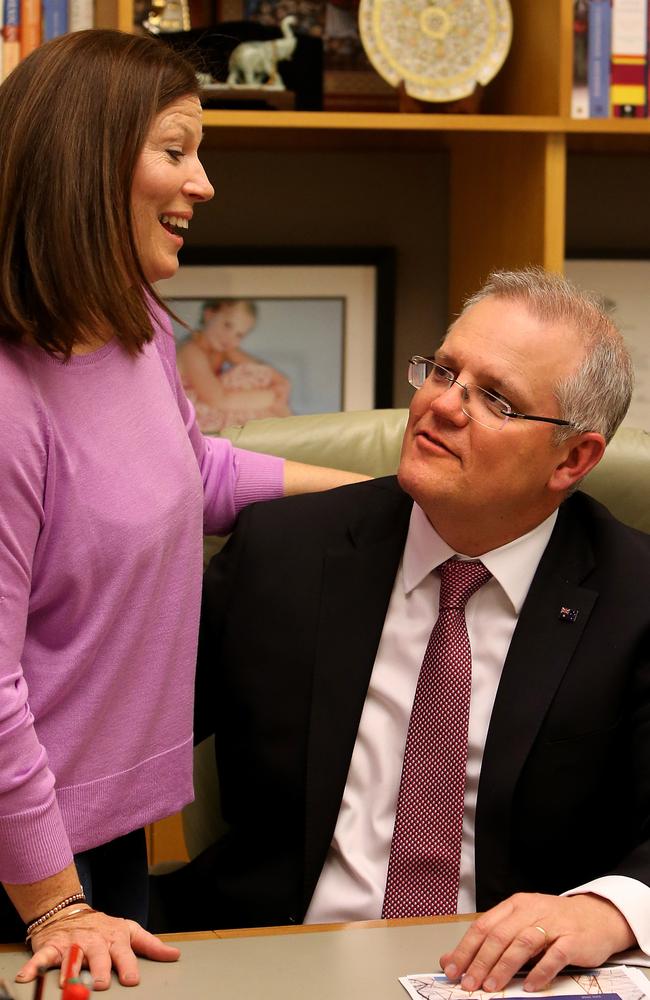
[176,299,293,431]
[169,294,345,431]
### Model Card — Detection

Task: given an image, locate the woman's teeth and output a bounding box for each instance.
[159,214,189,236]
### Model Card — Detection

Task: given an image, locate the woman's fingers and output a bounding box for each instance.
[16,908,180,989]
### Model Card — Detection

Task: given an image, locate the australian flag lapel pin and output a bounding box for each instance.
[559,606,579,622]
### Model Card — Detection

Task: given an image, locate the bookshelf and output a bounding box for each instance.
[94,0,650,331]
[134,0,649,323]
[130,0,648,865]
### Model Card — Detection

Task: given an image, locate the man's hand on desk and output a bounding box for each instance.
[17,909,180,990]
[440,892,636,992]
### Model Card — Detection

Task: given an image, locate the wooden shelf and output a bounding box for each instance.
[201,110,650,136]
[199,111,650,157]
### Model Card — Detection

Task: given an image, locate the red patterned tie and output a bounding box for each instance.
[382,557,492,917]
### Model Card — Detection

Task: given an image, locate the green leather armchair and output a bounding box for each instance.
[181,410,650,862]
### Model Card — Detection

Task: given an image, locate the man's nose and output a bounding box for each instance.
[429,379,469,425]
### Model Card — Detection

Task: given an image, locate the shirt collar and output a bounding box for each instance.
[402,504,558,614]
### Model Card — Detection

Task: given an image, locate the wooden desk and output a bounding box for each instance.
[1,917,648,999]
[0,915,473,998]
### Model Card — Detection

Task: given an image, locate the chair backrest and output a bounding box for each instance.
[214,409,650,542]
[187,410,650,860]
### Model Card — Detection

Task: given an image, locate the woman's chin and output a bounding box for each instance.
[144,255,180,285]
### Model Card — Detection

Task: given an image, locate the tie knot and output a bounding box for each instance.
[438,557,491,610]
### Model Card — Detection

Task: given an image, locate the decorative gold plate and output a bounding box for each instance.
[358,0,513,103]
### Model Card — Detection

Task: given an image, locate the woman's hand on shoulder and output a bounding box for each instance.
[17,906,180,990]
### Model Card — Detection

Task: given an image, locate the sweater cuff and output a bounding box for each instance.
[232,448,285,513]
[0,796,73,883]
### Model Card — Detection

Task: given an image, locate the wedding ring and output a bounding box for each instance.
[534,925,549,949]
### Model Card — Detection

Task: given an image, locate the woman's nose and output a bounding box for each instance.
[184,158,214,202]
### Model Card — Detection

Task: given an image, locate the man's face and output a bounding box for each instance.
[397,295,587,546]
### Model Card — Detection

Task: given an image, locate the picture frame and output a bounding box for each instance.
[565,256,650,431]
[156,246,395,432]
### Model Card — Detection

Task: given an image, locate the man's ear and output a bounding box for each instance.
[548,432,607,493]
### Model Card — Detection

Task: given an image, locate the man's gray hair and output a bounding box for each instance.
[461,267,634,443]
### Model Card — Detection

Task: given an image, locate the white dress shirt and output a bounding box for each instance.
[304,503,650,960]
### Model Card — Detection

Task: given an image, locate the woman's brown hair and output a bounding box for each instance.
[0,29,200,356]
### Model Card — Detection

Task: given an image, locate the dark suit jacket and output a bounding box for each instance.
[152,478,650,933]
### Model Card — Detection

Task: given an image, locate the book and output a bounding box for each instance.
[42,0,66,40]
[572,0,590,117]
[19,0,39,59]
[588,0,612,116]
[68,0,93,31]
[610,0,647,116]
[2,0,19,81]
[0,0,4,82]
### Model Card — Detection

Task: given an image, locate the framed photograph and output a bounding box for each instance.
[564,258,650,431]
[156,246,395,432]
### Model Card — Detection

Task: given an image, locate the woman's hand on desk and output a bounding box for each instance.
[439,892,635,992]
[17,908,180,990]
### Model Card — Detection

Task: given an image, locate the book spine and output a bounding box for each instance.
[42,0,67,40]
[0,0,4,83]
[611,0,647,116]
[588,0,612,116]
[19,0,40,58]
[68,0,92,31]
[2,0,19,80]
[572,0,590,117]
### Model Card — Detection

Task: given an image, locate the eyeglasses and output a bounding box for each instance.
[408,356,576,432]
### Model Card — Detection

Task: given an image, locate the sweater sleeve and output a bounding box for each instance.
[0,357,73,883]
[150,302,285,536]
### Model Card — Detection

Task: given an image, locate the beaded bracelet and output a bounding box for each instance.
[25,891,87,939]
[25,905,93,946]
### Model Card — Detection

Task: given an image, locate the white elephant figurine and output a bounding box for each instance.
[227,15,298,89]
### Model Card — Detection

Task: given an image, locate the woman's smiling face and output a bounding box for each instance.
[131,95,214,284]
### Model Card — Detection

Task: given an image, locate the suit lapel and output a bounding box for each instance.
[302,480,412,911]
[475,499,599,908]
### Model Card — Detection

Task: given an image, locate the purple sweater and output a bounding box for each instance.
[0,305,284,883]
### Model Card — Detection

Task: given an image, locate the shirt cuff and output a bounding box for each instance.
[563,874,650,966]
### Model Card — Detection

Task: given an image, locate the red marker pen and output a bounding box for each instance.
[61,984,90,1000]
[63,943,82,985]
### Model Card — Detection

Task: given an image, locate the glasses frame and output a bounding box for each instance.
[408,356,576,431]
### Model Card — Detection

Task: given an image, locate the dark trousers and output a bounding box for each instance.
[0,828,149,944]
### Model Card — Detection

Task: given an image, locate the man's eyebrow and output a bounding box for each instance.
[435,350,521,399]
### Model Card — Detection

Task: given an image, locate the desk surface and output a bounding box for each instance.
[0,916,474,999]
[1,917,648,1000]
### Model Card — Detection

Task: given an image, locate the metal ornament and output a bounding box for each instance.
[358,0,513,103]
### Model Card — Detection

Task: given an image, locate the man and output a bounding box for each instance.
[153,268,650,989]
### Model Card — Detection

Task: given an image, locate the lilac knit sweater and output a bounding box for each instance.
[0,304,284,883]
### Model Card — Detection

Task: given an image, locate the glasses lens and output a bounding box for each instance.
[464,385,509,430]
[408,358,431,388]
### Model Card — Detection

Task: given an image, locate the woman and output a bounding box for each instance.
[0,29,365,989]
[176,298,293,430]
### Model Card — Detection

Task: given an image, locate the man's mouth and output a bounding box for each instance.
[159,214,189,237]
[416,429,457,458]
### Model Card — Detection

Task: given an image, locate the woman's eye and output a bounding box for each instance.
[166,149,184,162]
